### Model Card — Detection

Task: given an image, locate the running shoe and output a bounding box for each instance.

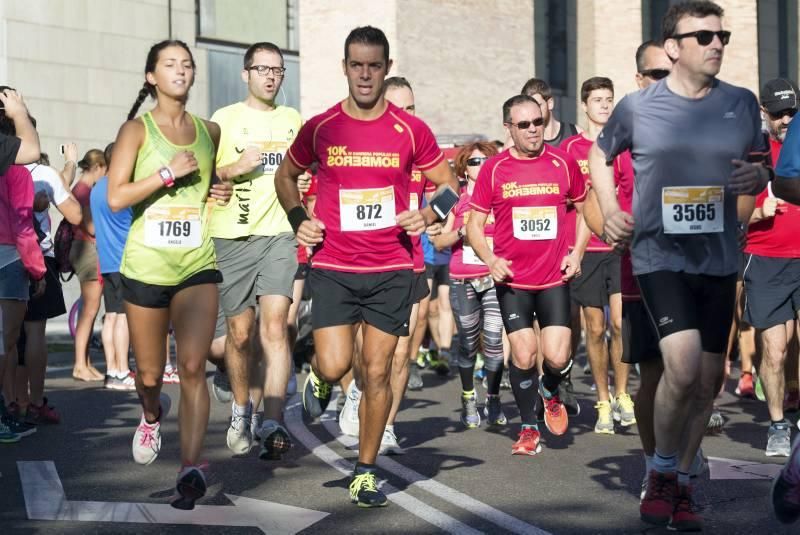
[772,430,800,524]
[287,372,298,397]
[668,483,702,532]
[258,419,292,460]
[226,404,252,455]
[612,392,636,426]
[735,371,754,398]
[378,427,405,455]
[163,364,176,384]
[474,367,487,381]
[429,350,450,376]
[756,376,766,402]
[27,397,60,424]
[689,448,708,479]
[559,379,581,417]
[407,363,424,390]
[786,387,800,413]
[171,465,207,510]
[766,421,792,458]
[539,384,568,435]
[460,391,480,429]
[1,414,36,437]
[0,420,20,443]
[484,394,507,426]
[250,412,263,444]
[500,369,512,390]
[105,374,135,391]
[511,425,542,456]
[339,382,361,437]
[594,401,615,435]
[640,472,648,502]
[302,369,332,419]
[415,348,429,369]
[475,352,485,372]
[349,464,387,507]
[640,470,676,526]
[706,406,724,435]
[132,393,171,465]
[211,369,232,403]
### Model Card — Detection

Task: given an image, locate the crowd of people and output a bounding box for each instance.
[2,0,800,530]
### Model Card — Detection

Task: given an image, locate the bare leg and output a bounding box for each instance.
[636,359,664,456]
[125,302,170,423]
[584,306,610,402]
[101,313,119,375]
[608,293,629,394]
[759,321,793,422]
[224,308,256,407]
[258,294,292,422]
[23,320,48,406]
[1,300,27,405]
[387,302,419,425]
[114,314,131,374]
[73,280,103,380]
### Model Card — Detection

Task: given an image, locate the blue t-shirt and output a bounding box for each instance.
[777,118,800,178]
[90,177,132,274]
[420,197,451,265]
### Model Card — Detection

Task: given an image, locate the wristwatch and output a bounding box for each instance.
[159,166,175,188]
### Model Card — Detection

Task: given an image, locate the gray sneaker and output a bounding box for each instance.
[378,427,405,455]
[212,369,232,403]
[766,421,792,457]
[407,364,423,390]
[460,392,481,429]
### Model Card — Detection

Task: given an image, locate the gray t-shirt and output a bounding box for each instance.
[597,79,767,277]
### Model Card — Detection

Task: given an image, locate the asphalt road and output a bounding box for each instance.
[1,355,797,534]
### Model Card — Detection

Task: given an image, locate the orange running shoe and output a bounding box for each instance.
[511,426,542,456]
[539,385,568,435]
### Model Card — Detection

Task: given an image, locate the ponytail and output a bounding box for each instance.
[127,82,152,121]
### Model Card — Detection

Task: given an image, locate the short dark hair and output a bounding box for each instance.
[662,0,724,41]
[503,94,538,123]
[384,76,413,93]
[344,26,390,64]
[244,42,284,69]
[580,77,614,103]
[520,78,552,100]
[636,40,662,72]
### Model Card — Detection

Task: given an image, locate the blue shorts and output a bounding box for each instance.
[0,259,29,301]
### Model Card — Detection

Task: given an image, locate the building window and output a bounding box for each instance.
[534,0,577,124]
[758,0,799,87]
[641,0,683,42]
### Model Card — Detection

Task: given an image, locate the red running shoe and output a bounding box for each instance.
[511,426,542,456]
[28,398,60,424]
[539,386,568,435]
[640,470,676,525]
[735,372,754,398]
[668,483,703,531]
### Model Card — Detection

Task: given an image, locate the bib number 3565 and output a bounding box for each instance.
[662,186,723,234]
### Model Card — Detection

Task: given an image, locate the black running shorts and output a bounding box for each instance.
[121,270,222,309]
[412,271,430,303]
[621,299,661,364]
[570,251,621,308]
[743,254,800,329]
[496,284,571,334]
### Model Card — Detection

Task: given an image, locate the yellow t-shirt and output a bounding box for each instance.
[209,102,302,239]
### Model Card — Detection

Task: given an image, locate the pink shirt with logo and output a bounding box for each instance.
[450,189,493,280]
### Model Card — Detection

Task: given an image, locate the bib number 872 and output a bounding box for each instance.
[519,219,551,232]
[158,221,192,237]
[672,203,715,222]
[356,204,383,220]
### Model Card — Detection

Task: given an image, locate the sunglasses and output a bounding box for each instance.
[506,117,545,130]
[671,30,731,46]
[768,108,798,120]
[639,68,670,80]
[466,157,488,167]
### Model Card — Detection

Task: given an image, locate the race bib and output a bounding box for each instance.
[512,206,557,240]
[410,192,419,210]
[257,141,288,174]
[144,205,202,248]
[340,186,396,232]
[463,238,492,265]
[662,186,723,234]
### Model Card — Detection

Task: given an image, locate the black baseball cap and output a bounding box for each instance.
[760,78,800,115]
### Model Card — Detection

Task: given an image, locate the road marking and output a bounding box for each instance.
[284,397,482,535]
[18,460,327,534]
[321,392,551,535]
[708,457,782,480]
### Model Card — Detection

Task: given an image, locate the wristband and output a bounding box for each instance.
[158,166,175,188]
[288,206,310,234]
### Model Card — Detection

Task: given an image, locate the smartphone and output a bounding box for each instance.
[59,144,65,155]
[429,185,459,220]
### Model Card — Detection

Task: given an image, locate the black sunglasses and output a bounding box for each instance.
[671,30,731,46]
[639,68,670,80]
[466,157,488,167]
[506,117,545,130]
[768,108,798,120]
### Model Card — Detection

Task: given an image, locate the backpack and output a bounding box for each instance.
[53,219,75,281]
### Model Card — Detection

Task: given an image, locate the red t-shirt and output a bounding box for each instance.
[746,138,800,258]
[297,175,318,265]
[409,168,426,273]
[613,151,640,301]
[450,188,493,280]
[288,102,444,273]
[470,146,587,289]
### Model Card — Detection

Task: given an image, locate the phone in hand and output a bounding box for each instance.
[429,185,459,220]
[59,144,66,155]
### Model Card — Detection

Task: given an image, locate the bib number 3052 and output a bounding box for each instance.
[144,205,202,248]
[340,186,396,232]
[662,186,723,234]
[512,206,557,240]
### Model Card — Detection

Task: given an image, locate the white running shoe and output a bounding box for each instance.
[378,427,405,456]
[226,404,253,455]
[339,382,362,437]
[132,393,171,465]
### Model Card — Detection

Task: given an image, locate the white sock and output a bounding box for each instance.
[385,424,394,433]
[232,403,249,417]
[107,369,119,377]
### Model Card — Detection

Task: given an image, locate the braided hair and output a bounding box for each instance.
[127,39,196,121]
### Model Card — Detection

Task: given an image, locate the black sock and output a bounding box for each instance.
[509,364,538,425]
[541,362,564,395]
[458,366,475,392]
[485,365,503,396]
[355,462,376,473]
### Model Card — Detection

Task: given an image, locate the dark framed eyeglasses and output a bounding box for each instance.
[670,30,731,46]
[639,68,670,80]
[466,157,488,167]
[246,65,286,77]
[506,117,545,130]
[768,108,798,120]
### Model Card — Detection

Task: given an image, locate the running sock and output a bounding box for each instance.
[653,450,678,474]
[385,424,394,434]
[232,403,250,418]
[107,369,120,377]
[677,471,690,486]
[644,454,654,474]
[145,405,163,425]
[485,367,503,396]
[462,389,476,400]
[458,366,475,391]
[509,364,538,425]
[521,423,539,431]
[772,419,788,427]
[541,362,564,394]
[116,371,130,379]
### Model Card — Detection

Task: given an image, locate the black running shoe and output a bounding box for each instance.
[258,420,293,460]
[349,464,387,508]
[302,369,332,419]
[559,379,581,417]
[171,466,207,510]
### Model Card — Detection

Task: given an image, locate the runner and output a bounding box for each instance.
[467,94,586,456]
[590,2,770,529]
[0,87,40,172]
[209,41,301,460]
[432,141,508,429]
[106,39,232,510]
[275,26,458,507]
[561,77,634,435]
[520,78,583,147]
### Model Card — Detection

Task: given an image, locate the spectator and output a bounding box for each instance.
[0,86,40,172]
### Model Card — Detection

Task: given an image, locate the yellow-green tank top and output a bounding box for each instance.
[120,111,217,285]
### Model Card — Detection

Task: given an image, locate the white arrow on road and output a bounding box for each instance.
[18,461,328,534]
[708,456,783,480]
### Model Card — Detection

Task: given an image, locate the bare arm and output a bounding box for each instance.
[61,143,79,188]
[466,208,513,282]
[55,196,82,225]
[0,90,40,164]
[430,212,459,251]
[275,156,324,248]
[589,143,633,243]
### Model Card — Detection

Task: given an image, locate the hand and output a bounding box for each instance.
[396,210,427,236]
[297,172,312,195]
[297,218,325,248]
[31,277,46,299]
[730,160,768,195]
[209,178,233,205]
[63,142,78,164]
[33,190,50,212]
[168,150,199,179]
[603,209,634,244]
[0,89,30,120]
[762,197,786,218]
[236,146,263,176]
[489,256,513,283]
[561,253,581,281]
[425,222,443,237]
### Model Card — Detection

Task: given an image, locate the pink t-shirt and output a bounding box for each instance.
[409,168,426,273]
[613,151,640,301]
[449,189,493,280]
[287,101,444,273]
[470,146,586,289]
